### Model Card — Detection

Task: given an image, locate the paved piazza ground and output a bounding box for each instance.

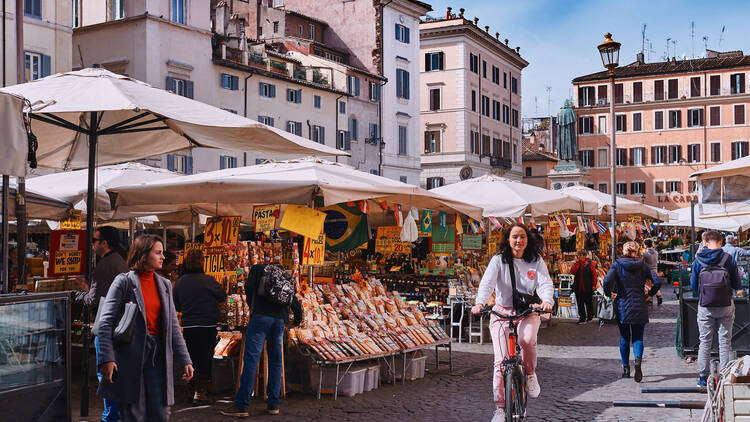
[75,290,707,421]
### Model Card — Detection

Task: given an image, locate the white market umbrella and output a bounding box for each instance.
[0,68,347,274]
[430,174,598,218]
[691,156,750,218]
[107,158,483,221]
[0,178,72,220]
[26,163,180,220]
[559,185,673,221]
[662,206,750,232]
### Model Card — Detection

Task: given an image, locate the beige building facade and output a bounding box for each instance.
[2,0,72,86]
[419,9,527,189]
[73,1,350,173]
[573,50,750,210]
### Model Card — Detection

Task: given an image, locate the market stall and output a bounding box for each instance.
[107,159,483,398]
[692,154,750,218]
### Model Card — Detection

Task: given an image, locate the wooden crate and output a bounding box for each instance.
[723,383,750,420]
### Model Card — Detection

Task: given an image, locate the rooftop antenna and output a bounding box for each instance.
[665,37,671,60]
[718,25,725,50]
[641,24,647,54]
[672,39,678,59]
[702,36,709,55]
[690,21,695,58]
[534,96,538,115]
[647,40,656,62]
[546,86,551,117]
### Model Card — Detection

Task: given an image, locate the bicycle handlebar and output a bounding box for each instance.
[479,306,551,320]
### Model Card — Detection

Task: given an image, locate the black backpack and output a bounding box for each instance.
[255,264,296,306]
[697,253,732,307]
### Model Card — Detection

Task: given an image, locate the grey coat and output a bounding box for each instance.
[96,270,192,405]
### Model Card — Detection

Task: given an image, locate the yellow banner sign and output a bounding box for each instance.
[204,216,241,248]
[302,233,326,266]
[253,205,280,233]
[488,231,503,256]
[203,251,225,276]
[279,205,326,239]
[59,210,82,230]
[375,226,411,255]
[53,250,83,274]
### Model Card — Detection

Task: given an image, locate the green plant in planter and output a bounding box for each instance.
[250,55,266,66]
[270,60,287,71]
[312,70,328,85]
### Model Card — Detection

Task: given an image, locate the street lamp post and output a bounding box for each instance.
[598,33,621,261]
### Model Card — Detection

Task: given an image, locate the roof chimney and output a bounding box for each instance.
[636,52,645,64]
[446,7,451,19]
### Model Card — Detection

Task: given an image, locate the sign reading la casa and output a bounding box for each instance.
[656,194,698,204]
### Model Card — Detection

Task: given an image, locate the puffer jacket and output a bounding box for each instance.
[603,257,661,324]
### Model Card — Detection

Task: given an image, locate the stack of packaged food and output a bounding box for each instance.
[288,277,449,361]
[218,294,250,327]
[214,331,243,358]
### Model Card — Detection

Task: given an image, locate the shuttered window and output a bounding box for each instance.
[654,80,664,101]
[632,82,642,103]
[710,75,721,96]
[614,83,623,104]
[667,79,678,99]
[429,88,440,111]
[735,104,745,125]
[598,85,608,104]
[709,106,721,126]
[690,77,701,97]
[654,111,664,130]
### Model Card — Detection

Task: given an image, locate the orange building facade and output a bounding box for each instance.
[572,51,750,210]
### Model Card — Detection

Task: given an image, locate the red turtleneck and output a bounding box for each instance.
[139,271,161,335]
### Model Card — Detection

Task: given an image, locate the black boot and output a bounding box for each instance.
[634,359,643,383]
[657,296,663,306]
[622,365,631,378]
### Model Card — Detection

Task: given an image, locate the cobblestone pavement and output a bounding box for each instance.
[74,290,706,421]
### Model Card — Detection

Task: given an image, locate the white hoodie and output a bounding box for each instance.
[476,254,555,308]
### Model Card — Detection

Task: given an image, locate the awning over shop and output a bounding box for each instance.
[692,155,750,218]
[0,179,72,221]
[559,185,674,221]
[662,206,750,232]
[107,158,483,222]
[430,175,598,218]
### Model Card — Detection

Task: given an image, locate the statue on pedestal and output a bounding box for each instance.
[556,99,577,162]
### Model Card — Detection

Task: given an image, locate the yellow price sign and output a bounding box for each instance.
[203,251,225,276]
[253,205,280,233]
[204,216,241,248]
[60,210,82,230]
[53,250,83,274]
[375,226,410,255]
[302,233,325,266]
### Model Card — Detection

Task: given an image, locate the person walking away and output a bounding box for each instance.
[173,248,227,404]
[71,226,127,422]
[692,230,741,387]
[723,235,750,264]
[221,264,303,418]
[471,223,554,422]
[96,234,194,422]
[603,241,661,382]
[642,239,663,306]
[570,250,597,324]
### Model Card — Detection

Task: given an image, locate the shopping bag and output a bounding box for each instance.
[596,295,616,327]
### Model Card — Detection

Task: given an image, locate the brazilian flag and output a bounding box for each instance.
[421,209,432,233]
[321,204,370,251]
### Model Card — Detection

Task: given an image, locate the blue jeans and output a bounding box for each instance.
[234,315,284,408]
[618,323,645,366]
[95,336,120,422]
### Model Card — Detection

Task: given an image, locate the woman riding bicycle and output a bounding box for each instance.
[472,223,554,422]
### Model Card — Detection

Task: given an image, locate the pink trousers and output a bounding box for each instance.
[488,304,541,408]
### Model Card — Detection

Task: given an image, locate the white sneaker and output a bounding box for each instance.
[491,407,506,422]
[526,374,541,398]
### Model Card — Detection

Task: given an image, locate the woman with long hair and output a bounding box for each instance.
[603,241,661,382]
[96,234,193,421]
[173,248,227,404]
[471,223,554,422]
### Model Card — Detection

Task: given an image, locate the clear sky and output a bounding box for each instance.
[423,0,750,119]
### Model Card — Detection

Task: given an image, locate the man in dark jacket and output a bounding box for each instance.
[690,230,741,387]
[222,264,303,418]
[173,248,227,404]
[71,226,126,422]
[570,250,597,324]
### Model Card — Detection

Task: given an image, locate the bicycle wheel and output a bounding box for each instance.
[504,367,526,421]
